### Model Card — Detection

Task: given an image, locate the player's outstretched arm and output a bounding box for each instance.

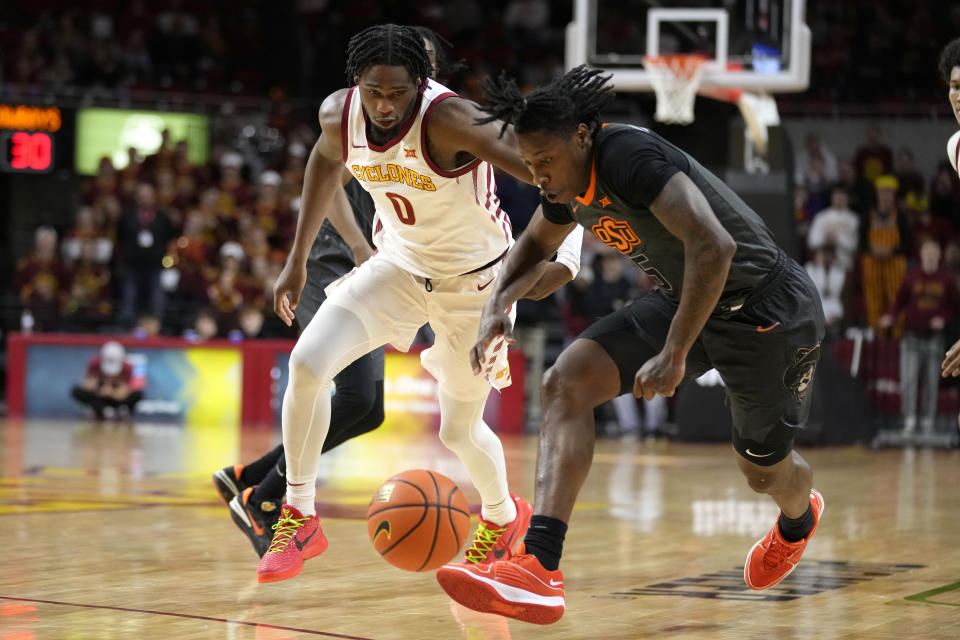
[427,96,534,185]
[634,172,736,400]
[273,90,350,326]
[470,208,576,373]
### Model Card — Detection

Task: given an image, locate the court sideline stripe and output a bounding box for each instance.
[0,596,377,639]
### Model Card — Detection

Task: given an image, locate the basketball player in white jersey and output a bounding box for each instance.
[257,24,583,583]
[939,38,960,387]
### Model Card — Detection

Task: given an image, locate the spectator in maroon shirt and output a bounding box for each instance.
[880,239,959,434]
[71,341,144,420]
[63,240,114,331]
[15,226,70,331]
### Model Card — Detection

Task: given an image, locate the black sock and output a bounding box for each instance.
[240,445,284,485]
[523,515,567,571]
[250,462,286,509]
[778,503,814,542]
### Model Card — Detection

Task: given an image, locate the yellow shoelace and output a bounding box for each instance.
[264,510,309,555]
[464,522,507,564]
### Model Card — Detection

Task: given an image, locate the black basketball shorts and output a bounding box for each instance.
[580,255,825,466]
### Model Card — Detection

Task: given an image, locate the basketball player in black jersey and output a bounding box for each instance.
[436,66,827,624]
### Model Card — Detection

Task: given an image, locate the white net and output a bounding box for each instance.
[643,54,708,125]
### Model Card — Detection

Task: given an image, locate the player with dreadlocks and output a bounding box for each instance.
[436,66,827,623]
[258,24,583,584]
[211,26,461,562]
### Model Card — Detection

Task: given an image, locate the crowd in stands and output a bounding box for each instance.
[5,2,960,435]
[4,2,958,108]
[0,0,567,102]
[795,125,960,432]
[14,130,311,340]
[794,125,960,338]
[803,0,960,108]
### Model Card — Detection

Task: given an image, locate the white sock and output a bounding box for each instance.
[286,482,316,517]
[481,495,518,527]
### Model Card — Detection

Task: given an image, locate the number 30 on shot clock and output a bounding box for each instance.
[1,130,54,173]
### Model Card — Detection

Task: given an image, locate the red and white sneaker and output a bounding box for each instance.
[437,551,565,625]
[463,494,532,564]
[744,489,824,590]
[256,505,328,583]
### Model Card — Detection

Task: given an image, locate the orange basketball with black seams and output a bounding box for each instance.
[366,469,471,572]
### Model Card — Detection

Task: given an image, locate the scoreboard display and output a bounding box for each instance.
[0,105,62,174]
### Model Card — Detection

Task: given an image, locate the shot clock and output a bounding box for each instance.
[0,105,62,174]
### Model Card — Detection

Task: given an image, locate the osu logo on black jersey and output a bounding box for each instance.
[591,215,642,255]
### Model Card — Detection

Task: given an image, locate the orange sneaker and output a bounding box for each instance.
[256,505,328,583]
[744,489,824,590]
[212,463,247,504]
[437,552,565,625]
[463,494,532,564]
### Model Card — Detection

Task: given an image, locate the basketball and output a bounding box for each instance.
[366,469,472,572]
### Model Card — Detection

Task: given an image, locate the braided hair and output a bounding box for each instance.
[345,24,432,85]
[939,37,960,84]
[477,65,615,138]
[411,26,466,81]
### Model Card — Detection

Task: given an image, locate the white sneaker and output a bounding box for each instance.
[902,416,916,435]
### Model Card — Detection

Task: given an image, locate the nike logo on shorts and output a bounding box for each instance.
[745,449,776,458]
[478,277,495,291]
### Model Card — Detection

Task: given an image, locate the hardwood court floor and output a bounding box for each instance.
[1,417,958,639]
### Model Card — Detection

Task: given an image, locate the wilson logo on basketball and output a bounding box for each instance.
[373,520,391,542]
[592,215,642,254]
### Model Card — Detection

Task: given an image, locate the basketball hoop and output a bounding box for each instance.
[643,54,708,125]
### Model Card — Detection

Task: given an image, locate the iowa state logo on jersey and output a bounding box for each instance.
[591,215,642,255]
[351,163,436,192]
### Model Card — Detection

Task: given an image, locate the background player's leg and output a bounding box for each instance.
[243,445,285,486]
[323,380,385,452]
[321,351,385,452]
[249,356,385,512]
